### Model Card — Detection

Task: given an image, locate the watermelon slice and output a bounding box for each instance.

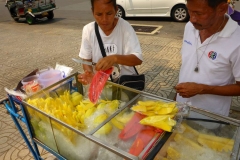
[88,67,113,103]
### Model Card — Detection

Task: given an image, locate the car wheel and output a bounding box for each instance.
[47,11,54,20]
[26,14,35,25]
[171,5,189,22]
[116,5,125,18]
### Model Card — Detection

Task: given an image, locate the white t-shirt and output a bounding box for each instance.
[79,18,142,78]
[177,16,240,116]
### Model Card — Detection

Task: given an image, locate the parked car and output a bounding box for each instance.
[116,0,189,22]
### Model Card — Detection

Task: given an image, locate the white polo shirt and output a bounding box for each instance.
[79,18,142,77]
[177,16,240,116]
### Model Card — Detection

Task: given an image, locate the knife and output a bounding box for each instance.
[72,58,96,66]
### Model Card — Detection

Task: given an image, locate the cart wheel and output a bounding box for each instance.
[47,11,54,20]
[26,14,35,25]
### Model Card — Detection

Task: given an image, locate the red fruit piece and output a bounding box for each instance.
[88,67,113,103]
[119,112,146,140]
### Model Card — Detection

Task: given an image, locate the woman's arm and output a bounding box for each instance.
[95,54,142,71]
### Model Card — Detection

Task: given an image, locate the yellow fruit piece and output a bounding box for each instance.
[198,133,234,146]
[71,92,82,97]
[197,137,233,152]
[115,111,134,124]
[139,115,176,132]
[154,107,174,115]
[97,103,106,111]
[138,101,157,106]
[76,105,85,112]
[171,107,178,114]
[182,123,199,137]
[140,115,174,123]
[80,114,85,124]
[85,107,96,118]
[111,118,124,130]
[96,123,112,135]
[104,100,119,114]
[197,133,234,152]
[174,133,202,150]
[131,105,147,112]
[155,121,173,132]
[166,146,180,160]
[146,106,156,111]
[139,111,156,116]
[94,113,108,125]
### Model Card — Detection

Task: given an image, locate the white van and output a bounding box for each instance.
[116,0,189,22]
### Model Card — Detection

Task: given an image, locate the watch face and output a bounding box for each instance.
[111,64,120,80]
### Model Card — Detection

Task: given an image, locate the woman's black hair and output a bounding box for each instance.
[91,0,117,11]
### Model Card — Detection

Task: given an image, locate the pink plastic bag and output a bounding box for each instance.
[88,67,113,103]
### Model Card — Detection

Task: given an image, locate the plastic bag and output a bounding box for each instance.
[4,87,27,100]
[88,67,113,103]
[55,63,73,78]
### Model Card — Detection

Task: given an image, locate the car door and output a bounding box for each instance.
[151,0,171,15]
[125,0,151,15]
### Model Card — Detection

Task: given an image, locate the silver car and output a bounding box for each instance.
[116,0,189,22]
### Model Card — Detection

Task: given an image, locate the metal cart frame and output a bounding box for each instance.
[1,72,240,160]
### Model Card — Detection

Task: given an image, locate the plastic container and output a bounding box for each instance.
[21,75,38,85]
[36,67,53,77]
[21,75,41,95]
[38,70,62,88]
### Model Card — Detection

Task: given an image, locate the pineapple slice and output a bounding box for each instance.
[174,133,202,150]
[166,146,180,160]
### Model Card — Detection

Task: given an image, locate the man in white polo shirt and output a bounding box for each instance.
[175,0,240,120]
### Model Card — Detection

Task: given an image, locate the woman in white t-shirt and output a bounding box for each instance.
[77,0,142,85]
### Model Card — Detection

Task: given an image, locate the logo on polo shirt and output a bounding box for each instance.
[208,51,217,60]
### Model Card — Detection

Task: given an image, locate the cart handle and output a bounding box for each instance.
[2,101,27,124]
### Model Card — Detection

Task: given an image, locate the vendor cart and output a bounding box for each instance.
[1,72,240,160]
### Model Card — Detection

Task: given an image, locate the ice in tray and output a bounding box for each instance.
[92,95,189,159]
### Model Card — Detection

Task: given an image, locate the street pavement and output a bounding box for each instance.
[0,0,240,159]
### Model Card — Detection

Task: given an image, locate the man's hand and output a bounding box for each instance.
[77,70,94,85]
[175,82,204,98]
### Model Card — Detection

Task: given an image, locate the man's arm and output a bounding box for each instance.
[175,81,240,98]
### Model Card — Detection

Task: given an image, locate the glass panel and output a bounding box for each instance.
[51,118,123,160]
[100,83,138,102]
[92,95,176,158]
[24,105,58,152]
[23,74,140,159]
[154,111,238,160]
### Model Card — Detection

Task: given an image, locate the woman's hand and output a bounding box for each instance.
[95,56,116,71]
[77,70,94,85]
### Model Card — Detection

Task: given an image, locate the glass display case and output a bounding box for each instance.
[21,72,240,160]
[151,106,240,160]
